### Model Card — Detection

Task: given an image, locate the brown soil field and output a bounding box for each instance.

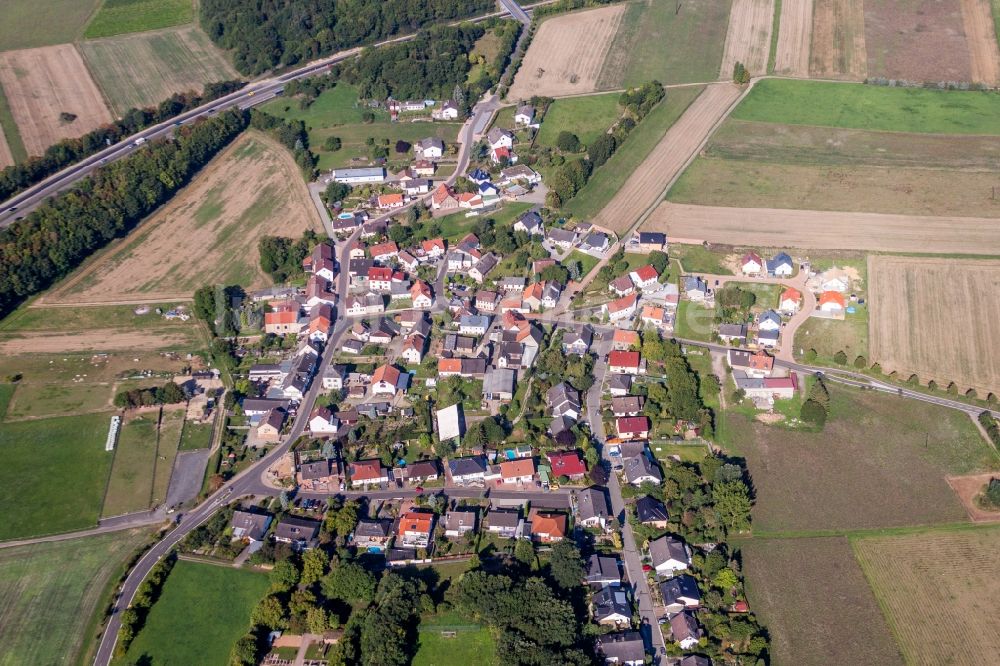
[592,83,741,233]
[959,0,1000,85]
[508,4,627,99]
[742,536,903,666]
[667,157,1000,218]
[0,44,112,158]
[720,0,776,76]
[864,0,970,82]
[809,0,867,79]
[646,202,1000,254]
[853,527,1000,665]
[0,131,13,169]
[46,132,322,304]
[947,474,1000,522]
[868,256,1000,396]
[773,0,813,76]
[0,330,197,355]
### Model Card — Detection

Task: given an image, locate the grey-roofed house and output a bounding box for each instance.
[607,373,632,396]
[611,395,644,417]
[443,509,478,538]
[623,454,662,486]
[549,415,575,439]
[649,535,691,576]
[766,251,794,276]
[483,367,516,401]
[273,516,321,550]
[469,252,499,283]
[329,166,386,184]
[585,554,621,587]
[577,486,611,529]
[353,519,393,550]
[231,510,272,542]
[679,655,712,666]
[547,382,581,421]
[458,314,491,336]
[635,495,669,528]
[498,276,527,292]
[546,227,577,249]
[659,574,701,613]
[580,231,609,253]
[592,585,632,625]
[513,210,544,235]
[757,327,780,348]
[448,455,488,485]
[684,276,710,302]
[718,323,748,343]
[562,325,593,355]
[596,631,645,665]
[669,611,701,649]
[400,459,440,483]
[486,508,521,537]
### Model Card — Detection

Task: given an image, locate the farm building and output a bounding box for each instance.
[328,167,386,184]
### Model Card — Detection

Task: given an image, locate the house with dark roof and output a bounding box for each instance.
[669,611,701,649]
[576,486,611,529]
[611,395,644,417]
[448,456,488,485]
[231,510,272,542]
[766,251,794,277]
[273,517,321,550]
[547,382,581,421]
[585,554,621,587]
[353,519,393,551]
[623,453,662,486]
[443,509,478,538]
[635,495,669,528]
[649,535,691,576]
[659,574,701,613]
[607,374,632,396]
[513,210,544,235]
[717,323,748,343]
[592,585,632,625]
[596,631,645,665]
[562,326,593,355]
[485,508,521,537]
[679,656,711,666]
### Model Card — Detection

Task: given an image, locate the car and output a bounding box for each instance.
[642,564,652,572]
[414,486,424,493]
[7,206,16,212]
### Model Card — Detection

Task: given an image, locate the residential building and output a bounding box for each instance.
[660,575,701,613]
[546,227,577,250]
[459,314,491,335]
[609,275,635,297]
[500,164,540,184]
[604,293,638,322]
[397,510,435,549]
[684,276,710,302]
[231,510,272,542]
[527,509,566,543]
[577,486,611,529]
[371,364,402,396]
[562,326,593,355]
[514,104,536,126]
[377,193,405,209]
[432,183,459,210]
[608,350,642,375]
[623,454,662,486]
[585,554,621,587]
[580,231,609,253]
[635,495,668,528]
[819,290,846,312]
[513,210,544,235]
[483,368,516,401]
[779,287,802,314]
[741,252,763,275]
[717,323,747,343]
[399,459,440,484]
[611,396,644,417]
[302,242,336,281]
[297,458,341,492]
[415,137,444,159]
[257,408,286,442]
[767,251,794,277]
[612,330,640,351]
[369,241,399,264]
[596,632,645,666]
[547,382,581,420]
[443,509,477,538]
[449,456,488,485]
[499,458,535,485]
[264,303,303,336]
[649,535,692,575]
[328,167,385,184]
[486,127,514,150]
[308,407,339,435]
[486,508,520,537]
[350,459,388,487]
[607,374,632,396]
[273,517,321,550]
[469,253,499,283]
[353,519,393,551]
[728,349,774,378]
[616,416,650,440]
[635,231,667,252]
[733,372,798,401]
[669,611,701,650]
[548,450,587,480]
[629,264,659,290]
[592,585,632,626]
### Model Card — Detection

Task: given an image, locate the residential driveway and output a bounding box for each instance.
[165,449,212,509]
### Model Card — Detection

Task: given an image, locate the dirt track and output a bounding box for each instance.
[593,83,742,233]
[810,0,867,79]
[508,4,627,99]
[959,0,1000,86]
[0,45,112,158]
[645,201,1000,254]
[720,0,776,76]
[773,0,813,76]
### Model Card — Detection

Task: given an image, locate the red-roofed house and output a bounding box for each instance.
[491,146,512,164]
[499,458,535,484]
[603,293,638,322]
[350,459,388,487]
[547,450,587,480]
[779,287,802,314]
[612,329,640,350]
[616,416,651,440]
[432,184,459,210]
[401,333,426,364]
[629,264,660,290]
[264,302,302,335]
[397,510,435,548]
[421,238,446,258]
[608,350,642,375]
[308,303,333,342]
[410,280,434,308]
[368,266,394,292]
[372,365,402,396]
[369,241,399,263]
[818,290,846,312]
[438,358,463,377]
[741,252,763,275]
[378,193,405,209]
[528,509,566,543]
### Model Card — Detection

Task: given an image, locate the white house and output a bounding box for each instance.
[741,252,763,276]
[308,407,339,434]
[758,310,782,332]
[371,365,402,396]
[459,315,490,336]
[819,290,846,312]
[415,137,444,159]
[514,104,536,127]
[603,293,638,322]
[779,287,801,314]
[767,252,794,277]
[628,264,659,290]
[649,535,691,576]
[486,127,514,150]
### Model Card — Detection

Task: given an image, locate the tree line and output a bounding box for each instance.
[113,381,187,409]
[248,110,317,179]
[259,231,320,283]
[0,80,243,203]
[0,110,247,319]
[200,0,495,75]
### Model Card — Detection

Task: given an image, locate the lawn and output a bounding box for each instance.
[741,536,903,666]
[733,79,1000,134]
[567,250,600,278]
[674,301,716,343]
[0,0,100,50]
[0,529,151,665]
[413,609,495,666]
[564,85,704,219]
[536,93,622,148]
[720,385,995,535]
[101,413,160,517]
[437,202,532,241]
[153,408,185,504]
[795,308,868,365]
[0,413,114,540]
[179,420,214,451]
[84,0,194,39]
[670,243,732,275]
[121,560,269,666]
[597,0,733,88]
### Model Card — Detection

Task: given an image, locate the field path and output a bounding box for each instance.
[773,0,813,76]
[959,0,1000,86]
[644,202,1000,255]
[592,83,742,233]
[720,0,776,76]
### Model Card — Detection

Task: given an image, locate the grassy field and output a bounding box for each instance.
[179,419,214,451]
[0,384,13,420]
[536,93,621,148]
[0,0,100,50]
[84,0,194,39]
[413,610,496,666]
[741,536,903,666]
[795,307,868,365]
[4,381,113,420]
[0,413,114,540]
[437,202,532,241]
[101,413,160,517]
[719,385,995,534]
[671,244,732,274]
[564,85,704,219]
[0,529,151,665]
[152,408,185,503]
[0,84,27,165]
[733,79,1000,134]
[81,26,238,115]
[122,560,269,665]
[597,0,734,87]
[568,249,600,278]
[853,526,1000,665]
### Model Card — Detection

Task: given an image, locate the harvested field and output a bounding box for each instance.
[0,45,112,158]
[864,0,970,82]
[720,0,776,77]
[810,0,867,79]
[646,202,1000,254]
[868,256,1000,396]
[667,157,1000,218]
[853,527,1000,665]
[742,536,902,666]
[0,127,12,169]
[591,83,741,233]
[0,329,201,355]
[508,4,627,99]
[947,473,1000,522]
[960,0,1000,85]
[773,0,813,76]
[46,132,322,304]
[80,26,238,115]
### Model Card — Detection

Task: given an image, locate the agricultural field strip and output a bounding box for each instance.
[960,0,1000,85]
[773,0,812,76]
[0,125,13,169]
[720,0,776,76]
[810,0,867,79]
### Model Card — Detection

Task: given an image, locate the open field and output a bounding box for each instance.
[101,412,160,517]
[0,85,24,166]
[84,0,194,39]
[0,413,113,540]
[645,202,1000,254]
[667,157,1000,217]
[720,0,776,77]
[809,0,867,79]
[508,4,627,99]
[947,472,1000,521]
[864,0,970,83]
[0,44,113,158]
[796,307,868,364]
[4,381,113,420]
[853,526,1000,665]
[414,610,496,665]
[564,85,704,220]
[589,83,741,233]
[179,419,214,451]
[152,408,185,504]
[122,560,269,665]
[0,0,100,51]
[0,120,13,168]
[732,79,1000,134]
[720,386,994,534]
[81,26,238,115]
[597,0,734,88]
[535,93,621,148]
[437,202,532,241]
[0,529,151,665]
[47,132,321,304]
[0,347,193,386]
[960,0,1000,85]
[868,256,1000,396]
[742,536,902,666]
[773,0,813,76]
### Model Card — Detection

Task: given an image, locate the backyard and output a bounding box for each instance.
[535,93,622,148]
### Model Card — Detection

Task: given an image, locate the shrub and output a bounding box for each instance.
[853,355,866,368]
[323,136,342,151]
[800,399,827,427]
[556,131,580,153]
[833,350,848,365]
[803,349,817,363]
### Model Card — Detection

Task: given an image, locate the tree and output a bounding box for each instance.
[833,350,848,365]
[854,355,867,368]
[648,250,668,274]
[589,134,616,168]
[251,595,287,630]
[548,540,584,589]
[306,605,335,633]
[733,61,750,84]
[800,399,827,427]
[301,548,329,586]
[321,561,376,604]
[270,559,300,592]
[713,567,739,590]
[157,381,186,404]
[555,131,580,152]
[230,634,259,666]
[324,181,351,202]
[713,480,752,533]
[323,136,342,151]
[515,538,536,567]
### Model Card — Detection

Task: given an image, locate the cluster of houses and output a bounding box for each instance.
[726,348,798,409]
